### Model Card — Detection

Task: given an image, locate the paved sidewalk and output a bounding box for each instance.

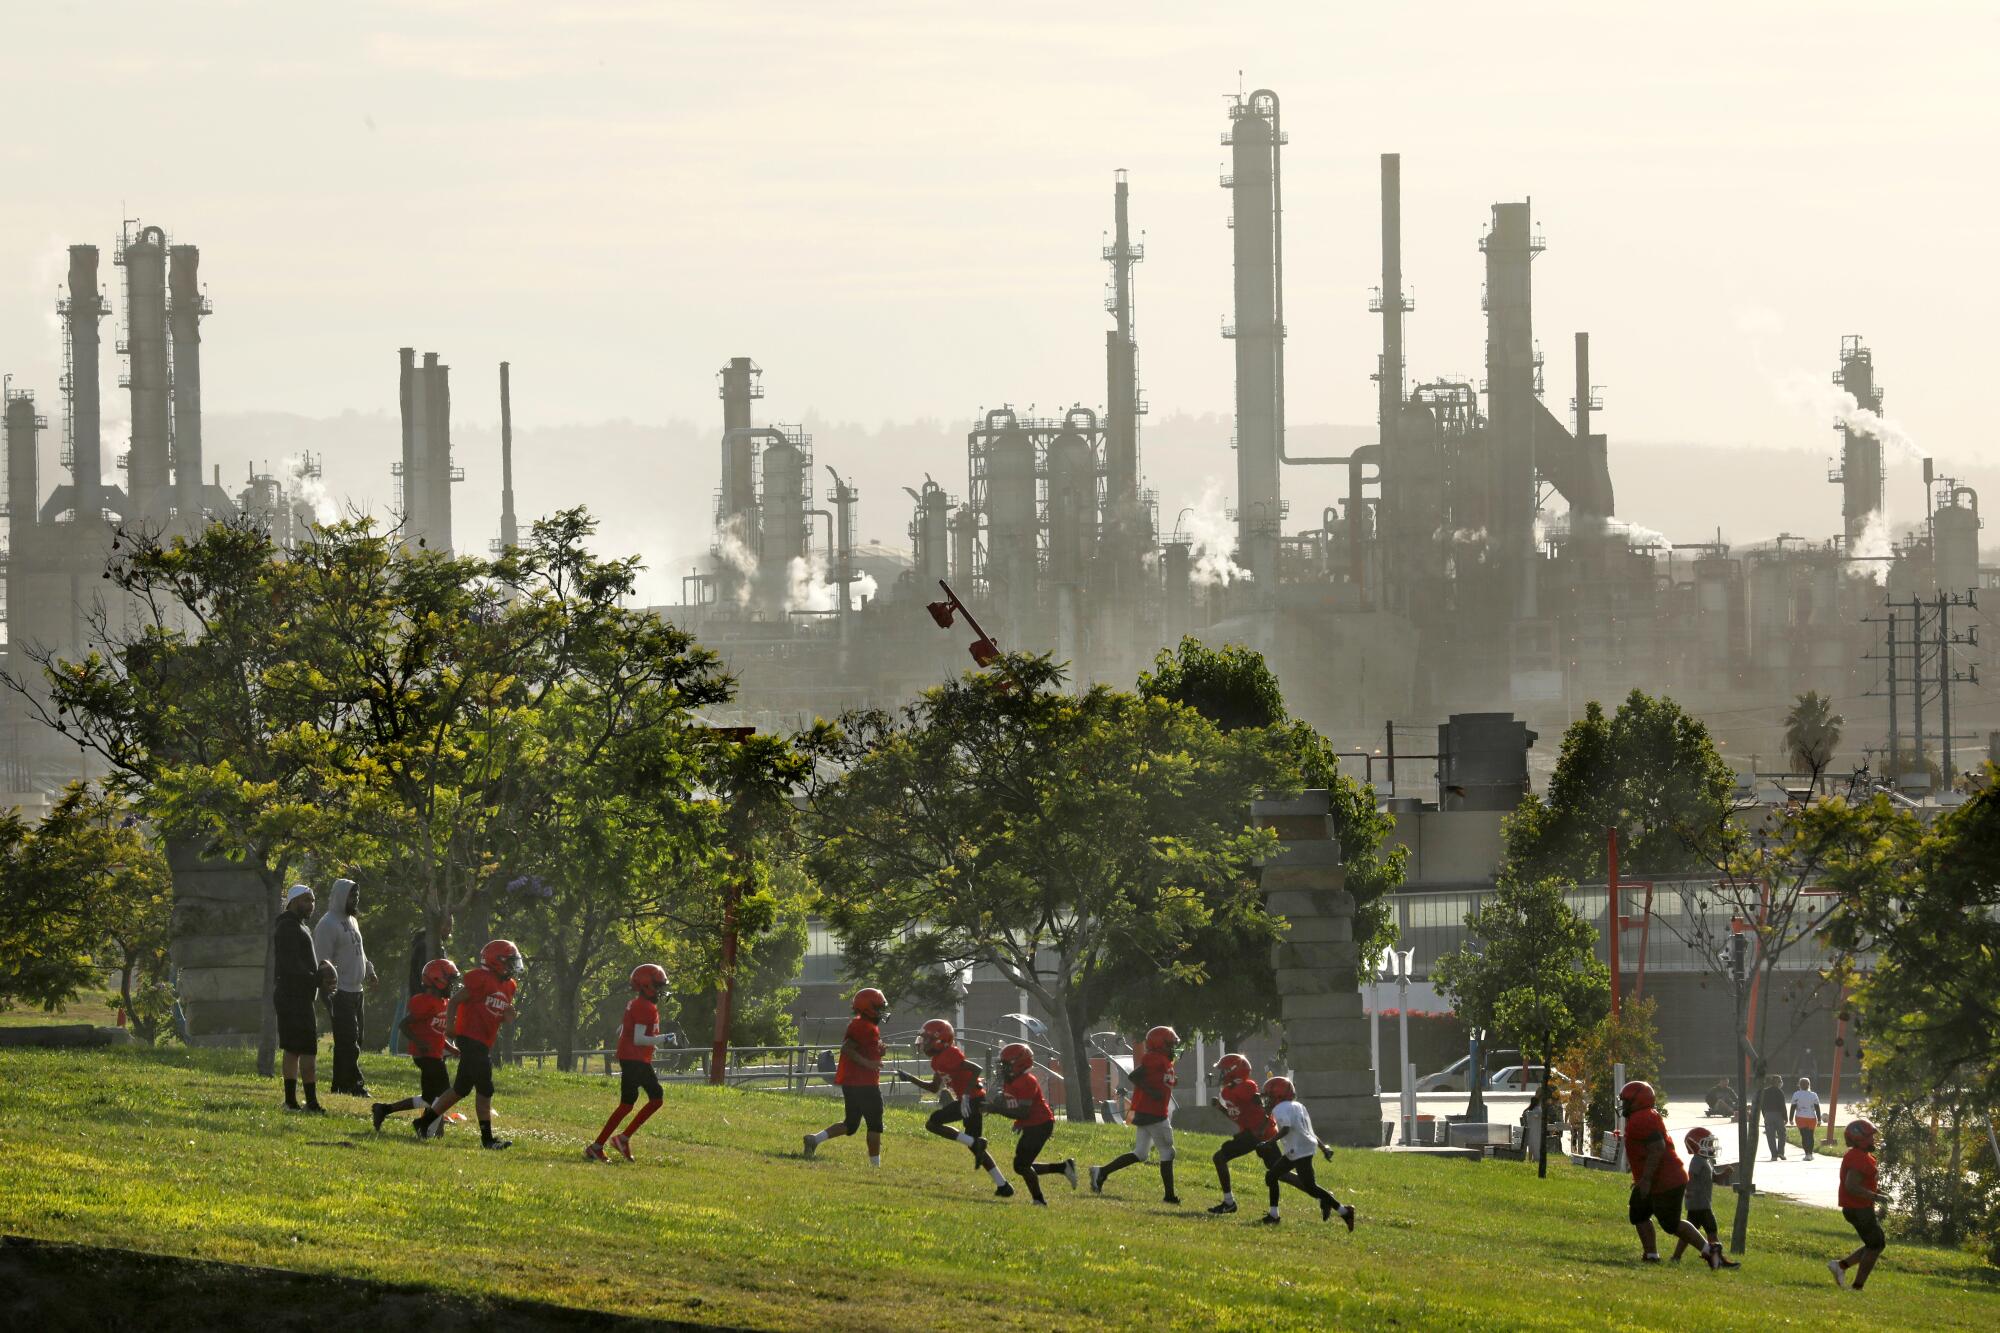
[1679,1114,1846,1210]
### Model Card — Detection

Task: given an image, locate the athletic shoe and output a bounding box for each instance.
[413,1118,431,1140]
[1208,1199,1238,1215]
[480,1138,513,1151]
[584,1142,608,1163]
[1828,1260,1848,1289]
[300,1103,326,1115]
[1163,1194,1182,1205]
[1319,1143,1336,1163]
[996,1182,1016,1198]
[1089,1165,1105,1194]
[1641,1253,1662,1263]
[1062,1159,1078,1190]
[350,1086,372,1099]
[426,1116,446,1139]
[1713,1251,1740,1270]
[1340,1204,1357,1233]
[1259,1214,1282,1226]
[1704,1244,1723,1271]
[609,1133,633,1162]
[1032,1198,1048,1207]
[371,1103,391,1133]
[802,1134,817,1160]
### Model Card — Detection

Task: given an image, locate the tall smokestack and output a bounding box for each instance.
[1832,336,1884,552]
[398,347,418,542]
[168,243,207,527]
[1224,89,1285,593]
[498,361,518,550]
[1103,169,1144,589]
[62,246,107,521]
[426,352,454,555]
[1481,200,1541,618]
[121,225,172,524]
[1375,153,1408,609]
[6,386,43,561]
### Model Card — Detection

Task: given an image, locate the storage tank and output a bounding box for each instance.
[1935,487,1980,596]
[950,504,979,584]
[758,434,808,607]
[1045,421,1097,584]
[986,424,1038,620]
[911,477,950,585]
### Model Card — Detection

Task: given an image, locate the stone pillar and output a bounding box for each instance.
[1254,789,1384,1147]
[166,838,275,1045]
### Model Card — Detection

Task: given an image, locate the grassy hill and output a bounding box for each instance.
[1,1046,1993,1330]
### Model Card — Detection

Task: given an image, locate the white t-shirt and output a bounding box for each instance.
[1790,1089,1822,1121]
[1269,1099,1319,1160]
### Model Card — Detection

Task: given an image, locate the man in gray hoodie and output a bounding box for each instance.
[313,878,377,1096]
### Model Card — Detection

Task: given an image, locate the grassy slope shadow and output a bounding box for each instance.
[0,1234,734,1333]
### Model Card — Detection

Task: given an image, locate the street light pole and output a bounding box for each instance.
[1396,949,1416,1144]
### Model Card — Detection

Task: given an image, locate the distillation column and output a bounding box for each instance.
[62,246,109,522]
[1103,170,1145,603]
[1224,90,1285,595]
[1481,201,1542,621]
[168,243,208,527]
[1832,337,1884,553]
[498,362,519,550]
[122,226,172,525]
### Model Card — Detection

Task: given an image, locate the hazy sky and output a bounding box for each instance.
[4,2,1996,556]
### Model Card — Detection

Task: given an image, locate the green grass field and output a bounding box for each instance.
[1,1046,1993,1330]
[0,987,121,1028]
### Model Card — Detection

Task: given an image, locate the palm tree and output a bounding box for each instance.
[1784,691,1844,792]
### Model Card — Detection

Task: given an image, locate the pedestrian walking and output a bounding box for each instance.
[312,878,376,1096]
[1758,1074,1788,1161]
[1790,1077,1823,1160]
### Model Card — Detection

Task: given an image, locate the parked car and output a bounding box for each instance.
[1413,1050,1523,1093]
[1485,1064,1579,1094]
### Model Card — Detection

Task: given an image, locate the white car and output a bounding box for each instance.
[1485,1065,1578,1094]
[1413,1051,1523,1094]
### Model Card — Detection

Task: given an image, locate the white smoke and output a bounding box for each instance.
[1184,480,1252,587]
[284,455,337,525]
[784,551,839,615]
[1847,507,1893,583]
[1776,371,1921,462]
[713,517,757,607]
[848,571,879,607]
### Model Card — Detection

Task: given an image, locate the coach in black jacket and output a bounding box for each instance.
[274,884,332,1113]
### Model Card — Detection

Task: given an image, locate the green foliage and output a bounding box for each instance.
[1873,1097,2000,1263]
[1502,689,1734,885]
[1432,876,1609,1072]
[1559,997,1664,1135]
[1783,690,1844,791]
[1137,636,1288,732]
[802,653,1289,1118]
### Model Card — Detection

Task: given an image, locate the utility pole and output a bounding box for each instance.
[1935,590,1980,788]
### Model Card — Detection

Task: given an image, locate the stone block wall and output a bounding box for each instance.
[166,838,273,1046]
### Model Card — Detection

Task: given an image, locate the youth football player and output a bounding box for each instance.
[413,939,523,1150]
[986,1042,1076,1205]
[586,963,676,1162]
[1089,1025,1182,1204]
[1259,1076,1355,1229]
[1619,1080,1734,1268]
[1207,1052,1278,1215]
[1829,1118,1887,1290]
[897,1017,1011,1194]
[804,987,890,1165]
[371,958,458,1134]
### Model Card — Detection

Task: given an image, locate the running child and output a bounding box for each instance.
[1259,1076,1355,1230]
[897,1017,1011,1195]
[986,1042,1076,1205]
[804,987,889,1164]
[1089,1025,1181,1204]
[1670,1126,1734,1261]
[1208,1052,1279,1215]
[412,939,523,1150]
[1618,1080,1735,1268]
[586,963,677,1163]
[1829,1118,1887,1291]
[372,958,459,1134]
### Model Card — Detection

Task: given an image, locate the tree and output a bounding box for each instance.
[1502,689,1735,884]
[802,654,1288,1121]
[1784,691,1844,792]
[1559,997,1663,1155]
[1431,876,1609,1177]
[1661,792,1917,1253]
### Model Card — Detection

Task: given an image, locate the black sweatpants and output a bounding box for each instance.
[1214,1130,1280,1194]
[926,1096,994,1168]
[329,990,366,1091]
[1013,1121,1065,1201]
[1266,1153,1338,1210]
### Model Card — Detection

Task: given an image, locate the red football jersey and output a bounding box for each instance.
[1130,1050,1177,1120]
[617,996,660,1063]
[1000,1070,1054,1128]
[931,1044,983,1098]
[1221,1078,1270,1138]
[454,967,517,1045]
[406,992,448,1061]
[1624,1108,1688,1189]
[1838,1148,1878,1209]
[834,1015,883,1087]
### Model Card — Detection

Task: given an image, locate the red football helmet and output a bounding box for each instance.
[1684,1126,1716,1156]
[1144,1025,1180,1055]
[480,939,525,979]
[420,958,460,995]
[851,987,889,1021]
[1619,1079,1656,1112]
[999,1042,1035,1079]
[630,963,668,1000]
[919,1018,956,1055]
[1213,1052,1252,1086]
[1845,1118,1877,1150]
[1263,1075,1297,1104]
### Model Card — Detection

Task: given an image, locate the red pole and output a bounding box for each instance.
[1822,983,1849,1147]
[709,877,741,1085]
[1607,828,1621,1021]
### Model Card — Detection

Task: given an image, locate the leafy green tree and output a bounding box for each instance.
[1559,997,1663,1151]
[802,653,1287,1121]
[1784,691,1844,792]
[1502,689,1734,884]
[1432,876,1610,1176]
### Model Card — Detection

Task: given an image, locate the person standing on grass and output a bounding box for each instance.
[897,1018,1012,1196]
[373,959,459,1134]
[272,884,333,1114]
[1829,1118,1887,1291]
[312,878,376,1097]
[1618,1081,1736,1269]
[1790,1077,1823,1159]
[804,987,890,1164]
[1258,1076,1355,1230]
[1207,1053,1280,1216]
[1670,1127,1734,1262]
[1089,1026,1182,1205]
[413,939,523,1150]
[1758,1073,1788,1161]
[585,964,676,1163]
[985,1042,1076,1206]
